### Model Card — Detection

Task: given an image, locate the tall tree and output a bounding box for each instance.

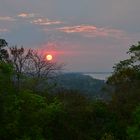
[107,42,140,90]
[8,46,31,89]
[8,46,63,90]
[25,50,62,79]
[107,42,140,127]
[0,39,9,62]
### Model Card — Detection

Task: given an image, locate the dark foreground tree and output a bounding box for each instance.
[107,42,140,90]
[0,39,9,62]
[107,42,140,139]
[127,105,140,140]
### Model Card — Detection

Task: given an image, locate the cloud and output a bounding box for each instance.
[18,12,63,26]
[0,16,15,21]
[58,25,97,33]
[30,18,63,26]
[57,25,127,39]
[18,13,36,18]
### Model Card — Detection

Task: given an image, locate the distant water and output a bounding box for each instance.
[84,72,112,80]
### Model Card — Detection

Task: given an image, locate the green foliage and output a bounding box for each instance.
[16,90,46,140]
[53,91,122,140]
[101,133,116,140]
[0,62,15,93]
[107,42,140,114]
[1,39,140,140]
[0,62,13,75]
[108,42,140,88]
[127,105,140,140]
[107,42,140,140]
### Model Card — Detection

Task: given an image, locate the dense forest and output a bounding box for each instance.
[0,39,140,140]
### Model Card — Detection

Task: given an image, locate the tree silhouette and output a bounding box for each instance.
[0,39,9,62]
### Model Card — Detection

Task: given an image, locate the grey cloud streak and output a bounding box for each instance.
[57,25,129,40]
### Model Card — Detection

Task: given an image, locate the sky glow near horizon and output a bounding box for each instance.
[0,0,140,72]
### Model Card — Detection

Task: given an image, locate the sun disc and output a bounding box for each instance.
[46,54,53,61]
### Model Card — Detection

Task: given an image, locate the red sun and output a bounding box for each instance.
[46,54,53,61]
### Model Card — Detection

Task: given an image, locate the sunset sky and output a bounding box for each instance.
[0,0,140,72]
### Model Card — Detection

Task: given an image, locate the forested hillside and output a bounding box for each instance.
[54,73,105,98]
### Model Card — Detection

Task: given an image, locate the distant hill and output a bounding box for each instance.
[53,73,107,98]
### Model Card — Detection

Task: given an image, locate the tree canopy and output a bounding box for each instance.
[0,39,140,140]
